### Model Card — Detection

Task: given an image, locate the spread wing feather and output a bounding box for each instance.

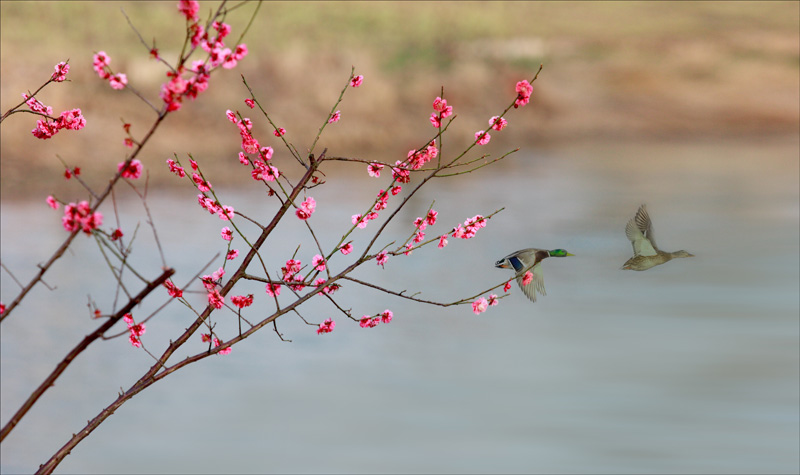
[626,205,658,257]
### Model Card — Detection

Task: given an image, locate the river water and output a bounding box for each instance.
[1,136,798,474]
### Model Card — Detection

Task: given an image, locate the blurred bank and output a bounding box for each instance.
[1,1,798,199]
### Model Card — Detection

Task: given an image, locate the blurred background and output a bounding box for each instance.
[1,2,798,474]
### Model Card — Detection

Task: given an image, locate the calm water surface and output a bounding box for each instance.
[1,137,798,474]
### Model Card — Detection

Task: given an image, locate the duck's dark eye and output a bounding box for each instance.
[495,260,503,266]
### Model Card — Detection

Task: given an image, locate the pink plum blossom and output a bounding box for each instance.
[266,283,281,297]
[218,205,235,221]
[368,162,384,178]
[376,250,389,268]
[312,254,326,271]
[52,62,70,82]
[109,73,128,90]
[489,116,508,131]
[475,130,491,145]
[380,310,393,324]
[352,214,367,229]
[178,0,199,21]
[350,75,363,87]
[472,297,488,315]
[213,337,232,355]
[118,159,143,179]
[522,271,534,286]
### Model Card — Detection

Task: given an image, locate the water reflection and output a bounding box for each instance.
[1,137,798,474]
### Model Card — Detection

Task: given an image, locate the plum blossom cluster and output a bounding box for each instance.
[280,258,307,292]
[166,158,186,177]
[63,166,81,180]
[196,194,234,221]
[25,90,86,140]
[514,80,533,108]
[430,96,453,128]
[201,267,226,309]
[314,278,341,296]
[359,310,393,328]
[451,214,488,240]
[317,318,336,334]
[471,295,499,315]
[403,141,439,170]
[296,197,316,220]
[123,314,146,348]
[411,208,438,244]
[201,333,232,355]
[388,142,439,184]
[97,2,248,111]
[178,158,235,220]
[61,201,103,235]
[164,279,183,298]
[92,51,127,90]
[225,111,284,184]
[158,2,248,111]
[231,294,253,309]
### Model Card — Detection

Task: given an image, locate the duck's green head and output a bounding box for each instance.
[549,249,574,257]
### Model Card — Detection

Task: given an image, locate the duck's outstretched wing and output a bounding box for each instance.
[517,262,546,303]
[626,204,658,257]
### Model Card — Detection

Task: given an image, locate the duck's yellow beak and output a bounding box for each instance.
[566,252,575,256]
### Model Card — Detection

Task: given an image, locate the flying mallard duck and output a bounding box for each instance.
[495,248,574,302]
[622,204,694,271]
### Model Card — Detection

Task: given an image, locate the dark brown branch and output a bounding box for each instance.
[0,268,174,443]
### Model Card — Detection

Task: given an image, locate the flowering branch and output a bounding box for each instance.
[0,267,174,443]
[1,1,547,472]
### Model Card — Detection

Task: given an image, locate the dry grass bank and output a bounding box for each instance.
[1,1,798,200]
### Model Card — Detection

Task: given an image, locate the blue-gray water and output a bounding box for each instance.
[1,137,798,474]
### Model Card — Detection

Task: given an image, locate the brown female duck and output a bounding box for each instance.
[622,204,694,271]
